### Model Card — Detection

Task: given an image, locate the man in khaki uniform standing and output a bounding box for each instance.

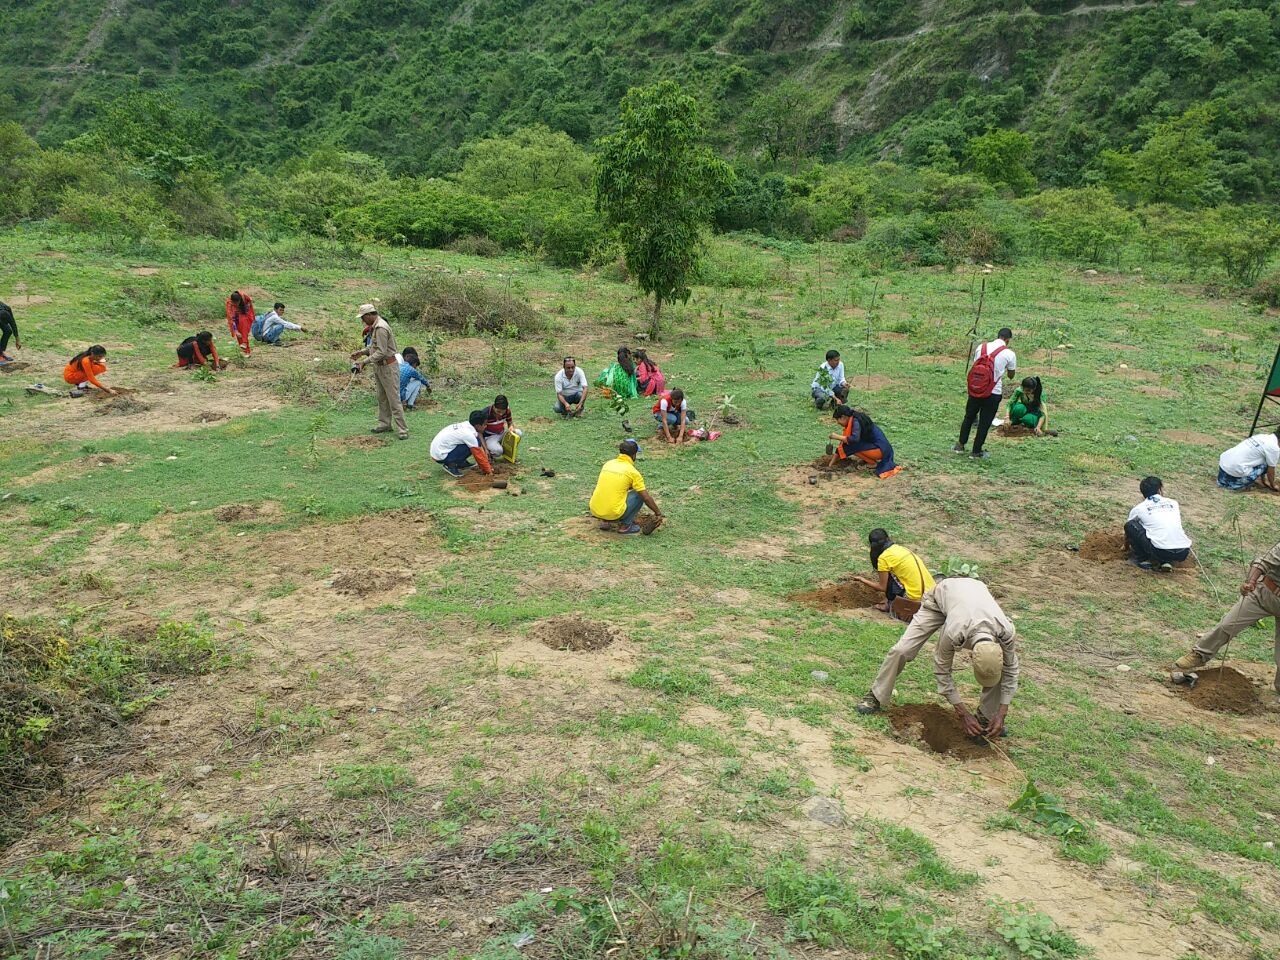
[350,304,407,440]
[856,577,1019,738]
[1176,539,1280,692]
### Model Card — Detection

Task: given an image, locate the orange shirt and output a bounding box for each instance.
[63,356,107,388]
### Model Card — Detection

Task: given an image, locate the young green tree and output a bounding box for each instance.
[1129,104,1218,207]
[965,128,1036,194]
[594,81,734,340]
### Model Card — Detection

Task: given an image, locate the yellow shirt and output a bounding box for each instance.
[589,454,646,521]
[877,544,935,600]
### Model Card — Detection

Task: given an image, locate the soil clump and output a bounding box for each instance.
[1176,666,1264,716]
[193,411,230,424]
[331,569,411,597]
[790,579,883,611]
[886,703,994,760]
[93,395,152,417]
[996,423,1036,438]
[530,617,620,652]
[1078,531,1129,562]
[458,462,517,492]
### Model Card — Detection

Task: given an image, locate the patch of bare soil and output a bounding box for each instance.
[1104,366,1161,382]
[213,502,281,523]
[331,569,412,597]
[996,423,1036,438]
[1161,429,1220,446]
[325,435,388,450]
[128,266,160,276]
[0,361,31,373]
[7,295,52,306]
[1177,667,1264,716]
[193,411,230,424]
[912,354,960,365]
[847,374,894,391]
[1078,530,1128,562]
[457,462,519,494]
[93,395,153,417]
[11,453,131,488]
[886,703,993,760]
[789,579,882,611]
[1135,385,1177,398]
[530,617,621,652]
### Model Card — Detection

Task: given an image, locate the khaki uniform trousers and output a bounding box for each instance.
[1194,583,1280,691]
[373,361,407,436]
[870,597,1003,721]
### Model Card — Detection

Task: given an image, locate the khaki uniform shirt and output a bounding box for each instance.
[1253,541,1280,582]
[929,578,1020,706]
[366,317,398,365]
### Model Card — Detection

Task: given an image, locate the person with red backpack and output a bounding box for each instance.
[954,327,1016,460]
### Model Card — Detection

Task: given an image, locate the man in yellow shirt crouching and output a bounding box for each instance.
[589,439,664,535]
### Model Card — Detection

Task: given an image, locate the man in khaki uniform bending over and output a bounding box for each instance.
[1175,539,1280,693]
[350,304,408,440]
[856,577,1019,738]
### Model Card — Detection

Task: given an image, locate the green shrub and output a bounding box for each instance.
[57,187,171,242]
[1019,187,1136,263]
[382,271,542,336]
[335,184,500,248]
[1248,271,1280,308]
[448,234,503,257]
[1,617,223,846]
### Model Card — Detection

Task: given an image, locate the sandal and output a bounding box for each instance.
[618,524,641,535]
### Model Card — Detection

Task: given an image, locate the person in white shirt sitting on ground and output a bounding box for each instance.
[554,356,587,417]
[1125,476,1192,573]
[252,302,305,345]
[1217,428,1280,492]
[811,350,849,410]
[429,410,494,478]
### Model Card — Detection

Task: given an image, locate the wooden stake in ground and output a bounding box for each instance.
[863,280,880,391]
[962,275,987,371]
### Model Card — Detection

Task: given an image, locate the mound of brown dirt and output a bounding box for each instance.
[93,396,152,417]
[87,387,140,400]
[331,569,411,597]
[790,579,882,611]
[458,462,517,492]
[215,504,259,522]
[530,617,620,652]
[637,512,663,535]
[0,361,31,373]
[996,423,1036,438]
[193,411,230,424]
[808,456,863,471]
[886,703,993,760]
[1177,667,1263,716]
[1079,531,1129,562]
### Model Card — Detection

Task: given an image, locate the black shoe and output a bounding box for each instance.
[441,463,462,477]
[951,443,966,453]
[970,450,990,460]
[855,694,881,715]
[1128,557,1152,570]
[1158,562,1174,573]
[975,713,1010,737]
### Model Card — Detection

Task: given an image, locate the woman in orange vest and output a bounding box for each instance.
[225,290,255,356]
[64,345,116,396]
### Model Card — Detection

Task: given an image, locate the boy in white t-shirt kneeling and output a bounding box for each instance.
[1125,476,1192,573]
[1218,429,1280,491]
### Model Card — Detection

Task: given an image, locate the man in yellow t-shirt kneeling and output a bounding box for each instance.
[869,528,935,616]
[589,439,664,535]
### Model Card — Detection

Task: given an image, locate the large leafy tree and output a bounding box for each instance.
[594,81,733,340]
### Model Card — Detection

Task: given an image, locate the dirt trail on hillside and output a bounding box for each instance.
[737,710,1231,960]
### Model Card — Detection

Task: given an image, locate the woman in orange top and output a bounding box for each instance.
[225,290,255,356]
[64,345,116,396]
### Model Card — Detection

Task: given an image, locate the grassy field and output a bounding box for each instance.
[2,224,1280,960]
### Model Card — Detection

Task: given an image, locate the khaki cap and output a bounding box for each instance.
[356,303,378,321]
[972,639,1003,688]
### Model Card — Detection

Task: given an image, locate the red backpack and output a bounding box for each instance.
[967,342,1006,398]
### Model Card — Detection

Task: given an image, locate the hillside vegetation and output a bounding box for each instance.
[2,0,1279,196]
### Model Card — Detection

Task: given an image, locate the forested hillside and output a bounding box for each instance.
[2,0,1278,196]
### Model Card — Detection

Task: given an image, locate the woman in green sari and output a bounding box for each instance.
[595,346,639,399]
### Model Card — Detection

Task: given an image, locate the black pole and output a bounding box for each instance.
[1249,345,1280,436]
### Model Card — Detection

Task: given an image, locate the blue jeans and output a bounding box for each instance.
[619,490,644,525]
[1218,464,1265,491]
[654,409,695,427]
[555,391,583,414]
[812,384,848,409]
[403,379,425,407]
[435,443,473,469]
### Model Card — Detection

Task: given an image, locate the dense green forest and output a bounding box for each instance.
[2,0,1280,291]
